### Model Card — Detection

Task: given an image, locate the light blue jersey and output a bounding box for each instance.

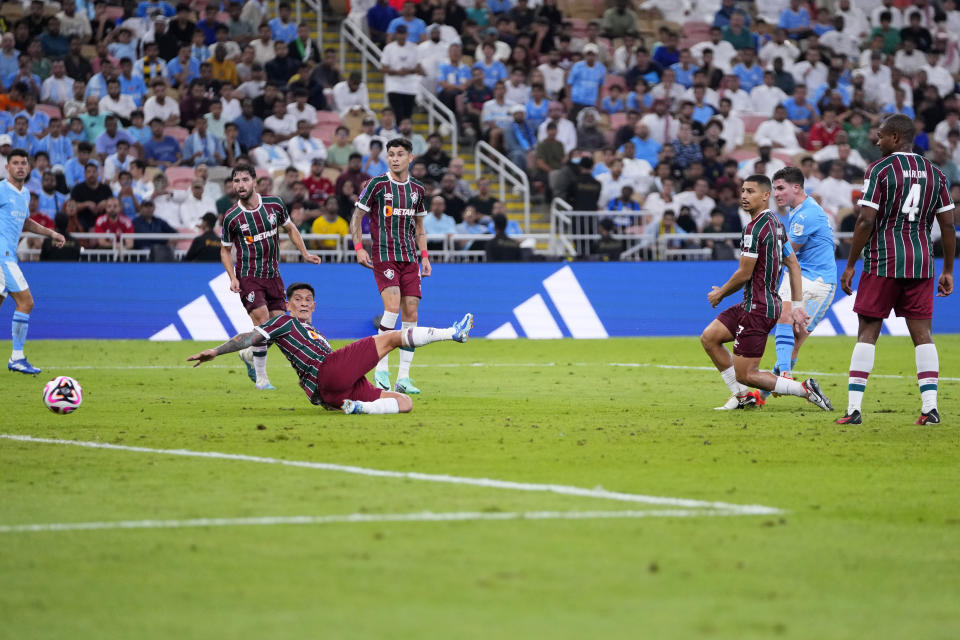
[0,178,30,260]
[786,196,836,284]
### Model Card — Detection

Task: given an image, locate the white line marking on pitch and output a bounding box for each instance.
[51,361,958,382]
[0,509,750,534]
[0,435,781,516]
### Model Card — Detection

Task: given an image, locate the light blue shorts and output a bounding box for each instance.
[1,260,29,295]
[779,275,837,332]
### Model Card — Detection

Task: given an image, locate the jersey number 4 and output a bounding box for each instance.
[902,183,921,222]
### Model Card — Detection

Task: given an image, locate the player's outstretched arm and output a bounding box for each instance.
[284,220,322,265]
[23,218,65,247]
[707,254,756,308]
[841,207,876,295]
[187,331,267,367]
[936,208,955,297]
[350,207,372,268]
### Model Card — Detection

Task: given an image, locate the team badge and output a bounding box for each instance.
[246,292,255,302]
[791,223,804,236]
[384,268,395,280]
[411,192,418,204]
[268,213,277,226]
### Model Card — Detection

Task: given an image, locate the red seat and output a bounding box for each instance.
[603,75,626,93]
[609,112,627,131]
[105,6,124,20]
[311,124,338,146]
[741,114,768,134]
[36,104,61,119]
[164,126,189,145]
[315,111,341,126]
[682,21,712,38]
[165,166,195,191]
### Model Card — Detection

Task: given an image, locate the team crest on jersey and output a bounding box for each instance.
[246,292,255,302]
[384,268,395,280]
[791,222,804,236]
[411,192,418,204]
[268,213,277,226]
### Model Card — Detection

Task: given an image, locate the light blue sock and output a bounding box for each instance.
[791,357,798,371]
[774,323,794,374]
[11,311,29,358]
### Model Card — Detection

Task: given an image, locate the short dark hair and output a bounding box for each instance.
[285,282,314,299]
[385,137,413,153]
[231,164,257,181]
[745,174,772,192]
[77,141,93,153]
[8,148,29,161]
[773,166,804,186]
[881,113,914,143]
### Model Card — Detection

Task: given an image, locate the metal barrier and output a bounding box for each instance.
[475,141,531,232]
[549,200,658,260]
[294,0,323,56]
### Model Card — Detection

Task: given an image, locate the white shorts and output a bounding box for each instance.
[778,275,836,332]
[0,260,29,296]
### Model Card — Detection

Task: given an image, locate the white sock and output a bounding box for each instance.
[10,350,23,360]
[376,311,398,374]
[847,342,875,413]
[253,347,268,383]
[720,366,748,396]
[357,397,400,414]
[774,376,807,398]
[400,325,455,348]
[916,343,939,413]
[397,321,416,379]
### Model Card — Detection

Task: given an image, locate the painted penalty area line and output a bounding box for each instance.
[0,434,781,516]
[52,361,959,382]
[0,508,749,534]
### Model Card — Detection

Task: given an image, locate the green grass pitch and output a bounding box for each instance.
[2,336,959,639]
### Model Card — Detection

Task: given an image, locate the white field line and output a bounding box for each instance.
[47,361,960,382]
[0,434,782,516]
[0,508,748,534]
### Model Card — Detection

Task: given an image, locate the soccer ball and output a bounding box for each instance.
[42,376,83,414]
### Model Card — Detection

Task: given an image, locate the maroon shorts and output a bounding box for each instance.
[373,260,422,297]
[238,275,287,313]
[716,304,778,358]
[853,272,934,320]
[314,336,384,408]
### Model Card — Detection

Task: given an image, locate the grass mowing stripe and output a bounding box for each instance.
[0,509,749,534]
[0,434,783,515]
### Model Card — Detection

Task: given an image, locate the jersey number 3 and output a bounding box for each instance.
[902,183,921,222]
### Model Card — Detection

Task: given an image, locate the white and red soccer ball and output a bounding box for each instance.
[42,376,83,414]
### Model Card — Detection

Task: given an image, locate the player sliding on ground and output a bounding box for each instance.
[187,282,473,415]
[754,167,837,405]
[700,174,833,411]
[837,114,955,425]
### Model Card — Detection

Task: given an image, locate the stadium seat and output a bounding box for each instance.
[164,126,190,145]
[165,167,196,190]
[315,111,341,126]
[105,6,124,20]
[311,124,338,146]
[255,167,271,180]
[603,76,626,93]
[609,113,627,131]
[740,114,768,134]
[322,167,341,182]
[728,149,756,162]
[36,104,61,120]
[682,21,712,39]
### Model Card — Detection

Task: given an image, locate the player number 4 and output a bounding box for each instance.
[902,183,921,222]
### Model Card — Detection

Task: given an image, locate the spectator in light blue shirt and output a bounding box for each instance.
[732,48,764,92]
[423,195,458,248]
[37,172,69,218]
[166,46,201,88]
[525,84,550,130]
[601,84,625,115]
[669,51,699,89]
[269,3,299,43]
[9,116,40,155]
[362,140,389,176]
[182,118,225,167]
[117,59,148,107]
[485,0,514,14]
[568,45,607,113]
[108,29,139,62]
[783,85,819,132]
[626,124,661,167]
[233,98,263,152]
[387,2,427,44]
[125,110,153,146]
[778,0,811,39]
[15,93,50,136]
[63,142,101,188]
[38,119,73,168]
[0,35,19,80]
[473,43,509,89]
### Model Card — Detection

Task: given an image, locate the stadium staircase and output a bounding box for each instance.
[316,18,551,245]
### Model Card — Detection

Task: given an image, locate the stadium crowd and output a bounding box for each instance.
[1,0,959,261]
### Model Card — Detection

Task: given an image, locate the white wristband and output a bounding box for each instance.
[791,300,803,305]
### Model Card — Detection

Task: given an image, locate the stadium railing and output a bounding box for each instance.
[549,198,659,261]
[338,17,459,158]
[19,232,118,262]
[293,0,324,54]
[475,141,531,232]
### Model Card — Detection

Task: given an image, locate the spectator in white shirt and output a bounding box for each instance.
[697,28,738,73]
[176,179,219,230]
[352,116,386,157]
[597,158,631,207]
[143,80,181,127]
[264,99,298,142]
[894,38,926,75]
[750,71,788,116]
[481,81,513,150]
[933,110,960,148]
[758,28,799,68]
[332,72,373,124]
[789,47,827,94]
[674,178,717,230]
[250,23,276,66]
[535,50,567,99]
[921,50,954,98]
[718,75,751,114]
[813,161,855,223]
[380,24,424,123]
[104,139,134,182]
[716,98,745,151]
[99,78,138,122]
[639,98,680,145]
[650,68,685,110]
[871,0,905,29]
[251,128,293,173]
[754,104,802,152]
[612,32,640,74]
[820,16,860,61]
[504,68,531,106]
[286,89,317,129]
[536,101,578,154]
[41,59,75,106]
[287,119,328,175]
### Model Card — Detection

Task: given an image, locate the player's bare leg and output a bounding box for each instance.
[733,354,832,411]
[395,295,420,394]
[374,286,401,391]
[837,316,882,424]
[342,313,474,415]
[239,305,279,390]
[7,288,40,375]
[700,319,754,410]
[906,317,940,425]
